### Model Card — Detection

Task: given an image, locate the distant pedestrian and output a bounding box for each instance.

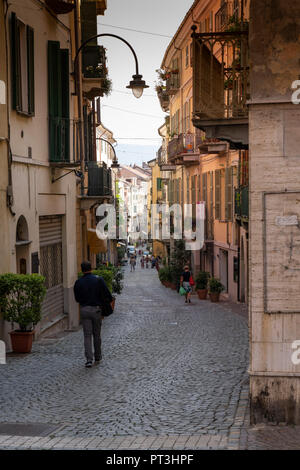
[180,265,193,304]
[140,257,145,269]
[155,257,160,272]
[130,256,136,272]
[145,256,149,269]
[74,261,113,367]
[151,255,156,269]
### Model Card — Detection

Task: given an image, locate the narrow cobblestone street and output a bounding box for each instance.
[0,265,252,449]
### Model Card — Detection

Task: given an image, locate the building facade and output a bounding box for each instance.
[156,0,249,302]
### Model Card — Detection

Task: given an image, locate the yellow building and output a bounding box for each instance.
[156,0,249,302]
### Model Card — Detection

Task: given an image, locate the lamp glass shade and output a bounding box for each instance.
[126,74,149,99]
[132,86,144,99]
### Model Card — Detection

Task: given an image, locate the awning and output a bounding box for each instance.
[87,228,107,254]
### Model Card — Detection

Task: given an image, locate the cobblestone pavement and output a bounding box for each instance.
[0,265,250,449]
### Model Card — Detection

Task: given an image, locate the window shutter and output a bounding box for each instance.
[11,12,21,110]
[225,167,233,221]
[202,173,207,202]
[197,175,201,202]
[27,25,35,115]
[215,170,221,220]
[48,41,60,161]
[186,175,190,204]
[60,49,70,161]
[48,41,61,118]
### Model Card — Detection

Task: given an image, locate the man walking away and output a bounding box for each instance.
[74,261,113,368]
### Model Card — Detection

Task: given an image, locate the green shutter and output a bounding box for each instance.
[215,170,221,220]
[11,12,21,110]
[27,26,35,115]
[48,41,62,162]
[60,49,70,161]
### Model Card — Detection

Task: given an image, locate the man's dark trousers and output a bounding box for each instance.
[80,306,102,362]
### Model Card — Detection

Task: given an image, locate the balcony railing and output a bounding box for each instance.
[157,88,170,112]
[82,45,107,79]
[86,161,112,197]
[167,133,203,161]
[235,186,248,219]
[49,117,80,165]
[215,0,241,31]
[157,146,168,166]
[166,72,180,95]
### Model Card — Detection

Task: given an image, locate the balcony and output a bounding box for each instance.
[235,185,248,223]
[192,23,249,149]
[156,87,170,112]
[82,45,109,100]
[79,161,113,210]
[167,133,202,165]
[215,0,242,31]
[45,0,74,14]
[166,72,180,95]
[49,117,81,167]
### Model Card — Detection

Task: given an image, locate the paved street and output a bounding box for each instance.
[0,264,251,449]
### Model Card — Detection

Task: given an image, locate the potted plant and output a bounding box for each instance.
[195,271,210,300]
[0,274,46,353]
[208,277,225,302]
[158,267,168,287]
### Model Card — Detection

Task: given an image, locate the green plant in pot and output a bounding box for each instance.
[208,277,225,302]
[0,274,46,353]
[195,271,210,300]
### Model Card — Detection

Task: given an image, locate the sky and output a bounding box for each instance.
[98,0,194,165]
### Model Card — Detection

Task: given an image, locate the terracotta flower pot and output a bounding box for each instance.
[165,281,171,288]
[197,289,208,300]
[209,292,220,303]
[170,283,177,290]
[9,331,34,353]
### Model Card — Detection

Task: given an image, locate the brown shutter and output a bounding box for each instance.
[215,170,221,220]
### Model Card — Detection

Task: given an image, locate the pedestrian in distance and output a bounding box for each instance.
[155,257,160,272]
[74,261,113,368]
[140,257,145,269]
[180,265,193,304]
[130,256,136,272]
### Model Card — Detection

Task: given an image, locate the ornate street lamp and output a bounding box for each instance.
[74,33,149,98]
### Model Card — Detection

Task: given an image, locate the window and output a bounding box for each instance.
[11,12,34,115]
[185,45,189,68]
[48,41,70,162]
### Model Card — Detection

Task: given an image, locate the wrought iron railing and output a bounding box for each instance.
[215,0,241,31]
[166,72,180,95]
[86,161,112,197]
[82,45,107,79]
[157,89,170,111]
[157,146,168,166]
[192,26,249,121]
[167,133,203,161]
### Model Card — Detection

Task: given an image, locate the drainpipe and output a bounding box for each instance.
[74,0,85,194]
[3,1,15,216]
